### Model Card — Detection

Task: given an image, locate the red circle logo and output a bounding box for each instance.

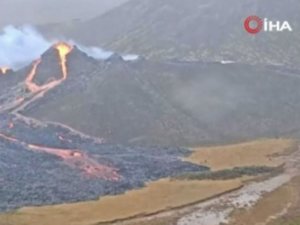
[244,16,263,34]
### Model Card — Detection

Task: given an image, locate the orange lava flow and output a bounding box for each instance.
[28,144,121,181]
[8,122,14,129]
[0,67,9,74]
[25,59,42,92]
[0,133,19,143]
[25,42,73,93]
[25,58,61,93]
[54,42,73,80]
[0,131,120,181]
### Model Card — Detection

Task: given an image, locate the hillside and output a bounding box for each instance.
[64,0,300,68]
[14,45,300,146]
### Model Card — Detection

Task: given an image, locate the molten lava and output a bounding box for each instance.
[8,122,14,129]
[25,42,73,93]
[54,42,73,80]
[28,144,121,181]
[0,130,120,181]
[0,42,120,182]
[0,133,19,143]
[0,67,9,74]
[25,59,42,92]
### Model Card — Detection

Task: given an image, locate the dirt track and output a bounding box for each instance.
[112,145,300,225]
[177,146,300,225]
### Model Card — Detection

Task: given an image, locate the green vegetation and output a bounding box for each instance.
[177,166,280,181]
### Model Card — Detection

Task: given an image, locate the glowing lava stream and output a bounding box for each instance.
[0,67,9,74]
[54,42,73,80]
[25,42,73,93]
[25,59,42,92]
[28,144,121,181]
[0,132,120,181]
[0,133,19,143]
[0,42,121,181]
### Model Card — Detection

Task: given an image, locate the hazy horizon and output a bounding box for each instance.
[0,0,129,28]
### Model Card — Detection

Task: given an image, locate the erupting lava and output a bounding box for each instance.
[54,42,73,80]
[0,130,120,181]
[0,133,19,143]
[0,42,121,182]
[25,59,42,92]
[28,144,121,181]
[0,67,9,74]
[25,42,73,93]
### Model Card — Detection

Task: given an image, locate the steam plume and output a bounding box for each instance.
[0,25,139,70]
[75,45,114,60]
[0,26,51,69]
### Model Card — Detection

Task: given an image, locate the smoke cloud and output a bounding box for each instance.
[0,25,51,69]
[71,42,139,61]
[75,45,114,60]
[0,25,139,70]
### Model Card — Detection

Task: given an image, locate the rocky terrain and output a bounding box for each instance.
[0,112,205,212]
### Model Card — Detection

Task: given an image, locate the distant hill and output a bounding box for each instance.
[16,46,300,146]
[66,0,300,69]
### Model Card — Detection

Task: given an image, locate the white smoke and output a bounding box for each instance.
[0,25,51,69]
[122,54,140,61]
[0,25,140,70]
[74,43,139,61]
[75,44,114,60]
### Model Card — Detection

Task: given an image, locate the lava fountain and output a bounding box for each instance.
[54,42,73,80]
[0,67,9,74]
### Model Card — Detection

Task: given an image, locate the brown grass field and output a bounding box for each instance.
[187,139,295,170]
[228,176,300,225]
[0,179,242,225]
[269,176,300,225]
[105,176,300,225]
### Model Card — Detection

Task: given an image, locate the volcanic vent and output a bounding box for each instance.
[0,67,10,75]
[25,42,73,93]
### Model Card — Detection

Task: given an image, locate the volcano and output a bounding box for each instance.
[17,44,215,146]
[0,42,210,211]
[1,41,300,211]
[7,44,300,146]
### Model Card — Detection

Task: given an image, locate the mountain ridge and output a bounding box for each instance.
[59,0,300,69]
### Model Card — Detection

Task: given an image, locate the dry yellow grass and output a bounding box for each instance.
[230,176,300,225]
[268,177,300,225]
[0,179,242,225]
[187,139,295,171]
